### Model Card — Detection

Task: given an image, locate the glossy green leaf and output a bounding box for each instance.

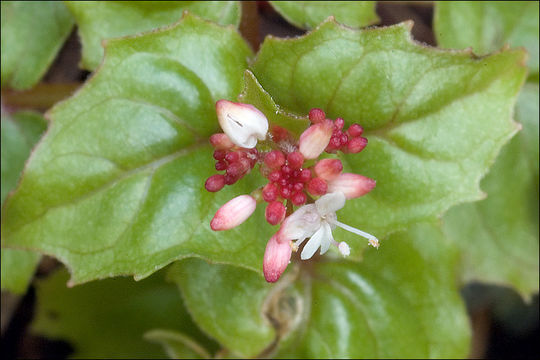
[170,223,470,358]
[279,223,470,358]
[270,1,378,30]
[239,70,309,136]
[1,111,47,294]
[144,329,211,359]
[0,248,40,294]
[442,83,539,298]
[0,14,261,285]
[1,111,48,203]
[31,268,217,358]
[168,259,275,358]
[435,1,539,75]
[66,1,241,70]
[1,1,74,90]
[252,20,527,249]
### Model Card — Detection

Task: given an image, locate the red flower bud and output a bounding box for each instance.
[265,201,286,225]
[307,177,328,196]
[205,174,226,192]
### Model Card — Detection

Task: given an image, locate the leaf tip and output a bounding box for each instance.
[401,19,415,32]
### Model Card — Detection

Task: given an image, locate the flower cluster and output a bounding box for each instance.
[205,100,379,283]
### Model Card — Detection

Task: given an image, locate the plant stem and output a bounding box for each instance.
[1,82,81,112]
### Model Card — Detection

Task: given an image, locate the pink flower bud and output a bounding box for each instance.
[335,117,345,130]
[264,150,286,169]
[328,173,375,199]
[210,195,257,231]
[298,168,312,183]
[205,174,226,192]
[307,177,328,196]
[291,191,307,206]
[347,124,364,137]
[314,159,343,181]
[287,151,304,169]
[265,201,286,225]
[263,235,292,283]
[209,133,234,150]
[308,108,326,123]
[298,120,333,159]
[216,100,268,148]
[346,137,367,153]
[262,182,279,202]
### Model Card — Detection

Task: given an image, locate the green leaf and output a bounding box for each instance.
[238,70,310,136]
[144,329,212,359]
[279,223,470,358]
[1,248,40,294]
[31,268,217,358]
[1,1,74,90]
[251,20,527,250]
[170,223,470,358]
[434,1,539,75]
[66,1,241,70]
[1,111,47,294]
[1,111,48,204]
[0,14,260,285]
[442,83,539,298]
[168,259,275,358]
[270,1,378,30]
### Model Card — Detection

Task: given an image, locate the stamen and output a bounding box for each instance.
[332,220,380,248]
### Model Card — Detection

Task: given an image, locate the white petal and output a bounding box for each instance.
[319,222,333,255]
[315,191,346,216]
[301,226,325,260]
[278,204,320,241]
[216,100,268,148]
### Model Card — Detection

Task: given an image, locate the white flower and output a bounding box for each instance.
[278,191,379,260]
[216,100,268,148]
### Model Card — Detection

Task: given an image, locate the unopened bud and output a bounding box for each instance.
[216,100,268,148]
[209,133,234,150]
[308,108,326,123]
[264,150,286,169]
[335,118,345,130]
[347,124,364,137]
[328,173,375,199]
[287,151,304,169]
[307,177,328,196]
[205,174,226,192]
[263,235,292,283]
[314,159,343,181]
[265,201,286,225]
[210,195,257,231]
[262,182,279,202]
[346,137,367,153]
[298,120,333,159]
